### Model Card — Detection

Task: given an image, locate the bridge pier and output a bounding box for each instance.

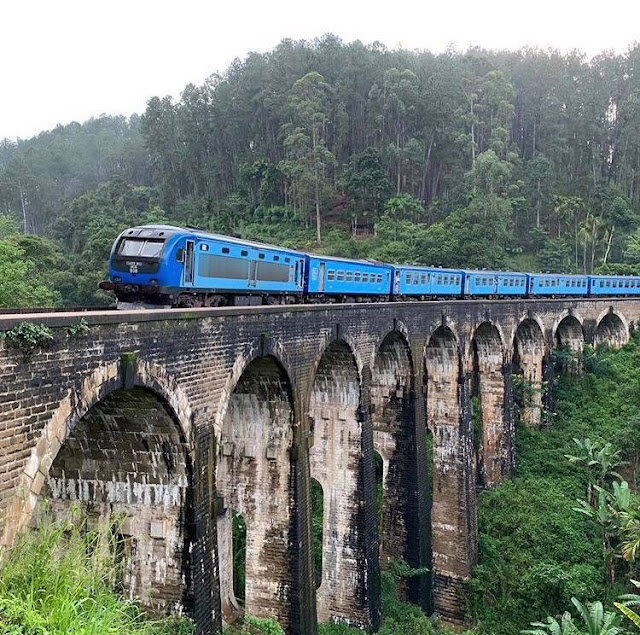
[371,332,419,600]
[309,340,380,630]
[471,322,513,488]
[425,325,477,622]
[513,318,547,427]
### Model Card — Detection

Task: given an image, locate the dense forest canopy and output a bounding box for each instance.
[3,35,640,305]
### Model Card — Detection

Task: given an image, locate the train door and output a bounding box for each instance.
[318,262,325,292]
[184,240,195,286]
[249,261,257,287]
[395,270,401,294]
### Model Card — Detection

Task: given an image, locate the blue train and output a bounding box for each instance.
[100,225,640,308]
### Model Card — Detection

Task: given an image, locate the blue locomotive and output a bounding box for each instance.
[100,224,640,308]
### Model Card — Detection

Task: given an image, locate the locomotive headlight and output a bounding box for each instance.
[114,276,121,283]
[150,279,158,286]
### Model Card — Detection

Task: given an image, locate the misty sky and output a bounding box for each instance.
[2,0,639,140]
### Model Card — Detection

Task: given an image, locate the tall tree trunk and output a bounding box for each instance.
[603,226,614,265]
[19,184,28,234]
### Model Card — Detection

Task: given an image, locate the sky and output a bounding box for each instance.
[2,0,640,141]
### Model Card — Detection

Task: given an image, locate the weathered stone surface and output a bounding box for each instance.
[0,299,639,633]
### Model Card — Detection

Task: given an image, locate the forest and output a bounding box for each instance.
[3,36,640,306]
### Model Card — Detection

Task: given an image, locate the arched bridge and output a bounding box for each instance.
[0,299,636,634]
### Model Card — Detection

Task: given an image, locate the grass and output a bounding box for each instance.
[0,508,195,635]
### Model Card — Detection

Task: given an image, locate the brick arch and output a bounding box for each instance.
[371,331,418,596]
[422,323,476,621]
[423,317,461,354]
[308,338,371,627]
[212,337,297,443]
[5,359,194,546]
[552,310,585,346]
[507,313,546,358]
[215,354,297,630]
[4,358,202,619]
[595,309,630,348]
[369,319,411,368]
[512,317,547,427]
[470,322,511,488]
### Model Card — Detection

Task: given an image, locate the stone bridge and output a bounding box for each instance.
[0,299,637,634]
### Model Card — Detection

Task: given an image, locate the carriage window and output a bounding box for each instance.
[355,272,361,282]
[241,250,248,257]
[362,273,369,282]
[606,280,611,287]
[413,273,419,284]
[221,247,230,254]
[421,274,427,284]
[599,280,603,287]
[327,270,335,281]
[346,272,353,281]
[337,271,345,281]
[406,273,412,284]
[437,275,442,284]
[625,280,630,287]
[378,274,383,283]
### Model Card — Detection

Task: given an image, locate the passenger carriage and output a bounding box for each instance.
[305,255,392,300]
[464,271,528,297]
[392,265,464,298]
[588,275,640,296]
[528,274,589,297]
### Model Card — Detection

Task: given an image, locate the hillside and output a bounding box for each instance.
[2,36,640,305]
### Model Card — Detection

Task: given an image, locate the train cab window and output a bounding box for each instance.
[273,256,280,262]
[327,270,335,281]
[258,253,265,259]
[139,241,164,257]
[337,271,345,281]
[355,272,361,282]
[241,250,248,257]
[346,272,353,282]
[221,247,230,254]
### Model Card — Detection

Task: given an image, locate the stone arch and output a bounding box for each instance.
[309,339,370,627]
[213,338,297,444]
[513,318,546,427]
[216,355,296,630]
[423,325,476,622]
[42,386,195,615]
[371,331,418,599]
[595,311,629,349]
[471,322,512,487]
[554,315,585,375]
[6,360,194,543]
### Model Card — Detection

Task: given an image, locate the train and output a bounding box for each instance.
[99,224,640,308]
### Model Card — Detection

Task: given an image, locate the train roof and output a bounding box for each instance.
[130,225,306,256]
[391,264,464,272]
[305,253,393,268]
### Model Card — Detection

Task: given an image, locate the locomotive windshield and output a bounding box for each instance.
[119,238,164,258]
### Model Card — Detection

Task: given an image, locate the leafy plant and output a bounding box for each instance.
[1,321,54,356]
[67,318,90,338]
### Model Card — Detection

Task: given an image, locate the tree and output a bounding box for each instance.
[286,72,336,243]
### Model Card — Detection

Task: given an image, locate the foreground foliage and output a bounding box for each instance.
[0,511,195,634]
[470,337,640,634]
